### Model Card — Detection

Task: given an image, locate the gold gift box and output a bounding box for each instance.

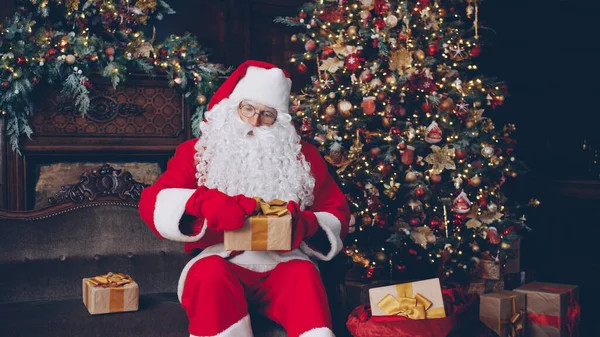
[224,198,292,251]
[480,290,527,337]
[479,259,502,280]
[82,272,139,315]
[368,278,446,319]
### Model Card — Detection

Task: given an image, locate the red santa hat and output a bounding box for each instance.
[207,60,292,114]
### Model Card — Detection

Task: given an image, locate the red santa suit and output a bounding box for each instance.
[139,60,351,337]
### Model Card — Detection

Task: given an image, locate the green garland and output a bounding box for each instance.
[0,0,229,152]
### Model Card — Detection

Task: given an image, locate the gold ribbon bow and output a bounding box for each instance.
[506,296,525,337]
[253,198,289,217]
[85,272,132,288]
[376,283,445,319]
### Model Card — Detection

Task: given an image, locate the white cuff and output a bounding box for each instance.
[299,212,343,261]
[154,188,207,242]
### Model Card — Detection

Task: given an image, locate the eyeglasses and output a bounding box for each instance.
[238,103,277,125]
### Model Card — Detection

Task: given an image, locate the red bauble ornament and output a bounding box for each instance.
[374,18,386,30]
[398,142,407,150]
[431,174,442,184]
[428,43,438,56]
[414,185,427,199]
[105,47,115,56]
[305,39,317,53]
[421,101,432,113]
[158,48,167,56]
[394,105,407,117]
[297,63,308,74]
[2,81,9,88]
[370,147,381,157]
[471,44,482,57]
[374,0,388,14]
[16,56,26,65]
[390,126,402,136]
[361,97,376,115]
[455,149,467,160]
[376,92,387,101]
[380,164,392,176]
[409,217,422,227]
[299,10,307,19]
[429,217,442,229]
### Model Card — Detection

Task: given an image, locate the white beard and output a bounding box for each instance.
[194,98,316,209]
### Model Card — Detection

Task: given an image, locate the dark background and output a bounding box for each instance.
[1,0,598,335]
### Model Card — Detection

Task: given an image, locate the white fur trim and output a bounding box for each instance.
[299,212,343,261]
[229,66,292,114]
[299,327,335,337]
[154,188,207,242]
[190,314,253,337]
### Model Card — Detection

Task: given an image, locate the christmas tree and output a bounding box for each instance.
[0,0,228,152]
[277,0,536,284]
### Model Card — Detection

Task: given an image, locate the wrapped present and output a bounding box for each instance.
[514,282,580,337]
[479,259,502,280]
[480,291,526,337]
[82,272,139,315]
[348,288,480,337]
[466,279,486,295]
[504,239,521,274]
[224,198,291,251]
[485,278,505,293]
[368,278,446,318]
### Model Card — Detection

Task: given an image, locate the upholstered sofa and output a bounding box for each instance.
[0,166,351,337]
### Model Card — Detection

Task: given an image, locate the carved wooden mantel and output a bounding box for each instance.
[48,164,147,206]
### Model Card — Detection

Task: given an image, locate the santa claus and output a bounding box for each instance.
[139,60,351,337]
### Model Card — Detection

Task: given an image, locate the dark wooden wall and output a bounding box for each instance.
[0,0,599,333]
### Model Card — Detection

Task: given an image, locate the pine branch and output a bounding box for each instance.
[273,17,305,27]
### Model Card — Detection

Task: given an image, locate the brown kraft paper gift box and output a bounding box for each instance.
[479,291,526,337]
[514,282,580,337]
[224,198,292,251]
[82,273,139,315]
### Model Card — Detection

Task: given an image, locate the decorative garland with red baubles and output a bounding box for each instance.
[0,0,228,152]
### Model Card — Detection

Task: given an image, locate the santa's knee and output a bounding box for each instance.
[181,256,235,303]
[278,260,321,282]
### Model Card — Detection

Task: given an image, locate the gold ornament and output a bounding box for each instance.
[501,242,512,250]
[328,92,336,99]
[65,54,76,65]
[405,171,418,183]
[325,104,337,116]
[425,145,456,174]
[196,95,207,105]
[347,25,358,37]
[359,0,374,10]
[319,58,344,73]
[469,175,481,187]
[465,119,475,129]
[438,96,455,112]
[414,50,426,61]
[290,34,298,43]
[389,47,414,74]
[337,100,352,115]
[385,74,397,85]
[385,15,398,27]
[67,0,80,10]
[348,130,363,160]
[382,117,391,128]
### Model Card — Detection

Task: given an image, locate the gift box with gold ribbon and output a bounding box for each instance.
[82,272,139,315]
[368,278,446,319]
[480,291,526,337]
[514,282,580,337]
[224,198,292,251]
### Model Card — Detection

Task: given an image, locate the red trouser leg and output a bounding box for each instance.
[255,260,335,337]
[180,255,253,337]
